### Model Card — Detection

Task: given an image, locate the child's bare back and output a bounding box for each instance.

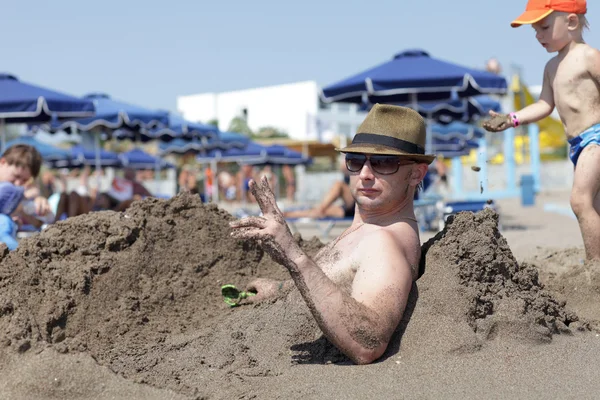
[548,43,600,138]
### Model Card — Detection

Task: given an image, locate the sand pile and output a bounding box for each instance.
[401,209,585,358]
[0,196,594,399]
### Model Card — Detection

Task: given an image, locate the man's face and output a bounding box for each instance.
[0,159,32,186]
[346,153,425,212]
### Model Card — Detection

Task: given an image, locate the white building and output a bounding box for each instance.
[176,80,368,143]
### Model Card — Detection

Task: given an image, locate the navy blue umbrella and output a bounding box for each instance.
[201,131,250,150]
[51,93,170,133]
[5,135,73,166]
[262,144,312,165]
[158,138,205,155]
[402,95,502,125]
[149,115,219,141]
[430,122,486,141]
[196,141,268,164]
[0,74,95,123]
[321,50,507,104]
[119,148,174,170]
[70,145,121,167]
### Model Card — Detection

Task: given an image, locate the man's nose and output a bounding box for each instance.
[359,160,375,179]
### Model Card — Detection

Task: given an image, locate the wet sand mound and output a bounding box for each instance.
[0,196,593,398]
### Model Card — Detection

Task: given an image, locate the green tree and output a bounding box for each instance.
[227,116,253,137]
[254,126,289,139]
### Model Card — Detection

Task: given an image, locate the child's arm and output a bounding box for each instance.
[483,64,555,132]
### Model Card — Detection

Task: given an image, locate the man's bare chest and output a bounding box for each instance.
[314,244,358,293]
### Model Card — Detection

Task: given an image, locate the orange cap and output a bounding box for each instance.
[511,0,587,27]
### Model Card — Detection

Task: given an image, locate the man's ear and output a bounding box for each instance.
[411,163,429,185]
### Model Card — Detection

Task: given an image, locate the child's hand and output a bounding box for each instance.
[482,111,512,132]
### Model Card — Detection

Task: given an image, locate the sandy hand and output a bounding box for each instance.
[229,176,304,268]
[482,111,512,132]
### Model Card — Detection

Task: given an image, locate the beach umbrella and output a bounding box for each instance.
[70,144,121,167]
[261,144,312,165]
[148,115,219,142]
[50,93,169,133]
[195,141,268,164]
[402,95,502,125]
[430,122,486,141]
[46,93,171,178]
[158,138,206,156]
[321,49,507,104]
[5,135,73,167]
[119,148,174,170]
[0,73,95,151]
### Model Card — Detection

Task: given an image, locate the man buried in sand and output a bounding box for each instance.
[483,0,600,260]
[230,104,433,364]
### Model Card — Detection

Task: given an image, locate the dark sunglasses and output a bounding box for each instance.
[345,153,415,175]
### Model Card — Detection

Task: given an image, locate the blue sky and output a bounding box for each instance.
[3,0,598,115]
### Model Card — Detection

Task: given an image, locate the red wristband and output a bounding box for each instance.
[509,112,520,127]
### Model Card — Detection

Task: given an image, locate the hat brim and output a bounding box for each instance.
[336,143,436,164]
[511,9,553,27]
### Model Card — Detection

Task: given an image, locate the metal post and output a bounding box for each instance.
[528,123,541,192]
[503,128,516,194]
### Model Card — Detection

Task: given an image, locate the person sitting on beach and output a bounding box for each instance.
[0,144,50,217]
[230,104,433,364]
[283,158,355,219]
[482,0,600,260]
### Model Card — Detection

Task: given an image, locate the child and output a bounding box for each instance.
[482,0,600,261]
[0,144,50,217]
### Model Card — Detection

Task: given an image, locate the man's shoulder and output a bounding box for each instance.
[357,223,419,256]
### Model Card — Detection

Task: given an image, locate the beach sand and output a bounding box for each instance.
[0,192,598,399]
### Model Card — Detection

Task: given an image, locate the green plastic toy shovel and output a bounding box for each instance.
[221,284,255,307]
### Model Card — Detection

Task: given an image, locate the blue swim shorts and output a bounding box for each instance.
[568,123,600,166]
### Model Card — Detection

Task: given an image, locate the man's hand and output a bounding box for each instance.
[482,111,513,132]
[244,278,285,303]
[229,176,304,267]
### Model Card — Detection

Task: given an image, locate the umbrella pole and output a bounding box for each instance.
[94,129,102,190]
[0,119,5,154]
[211,157,219,203]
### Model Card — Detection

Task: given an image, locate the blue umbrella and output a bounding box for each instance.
[149,115,219,141]
[119,148,174,170]
[5,135,73,165]
[403,95,502,125]
[262,144,312,165]
[432,138,479,153]
[70,144,121,167]
[160,131,249,155]
[51,93,170,133]
[0,74,95,123]
[196,141,268,164]
[158,138,205,155]
[321,50,507,104]
[201,131,250,150]
[430,122,486,141]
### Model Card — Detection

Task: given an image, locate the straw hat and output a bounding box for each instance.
[337,104,436,164]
